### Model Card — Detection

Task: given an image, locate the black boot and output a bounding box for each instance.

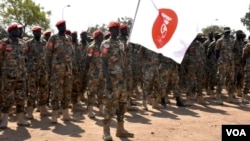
[161,97,166,108]
[176,96,185,107]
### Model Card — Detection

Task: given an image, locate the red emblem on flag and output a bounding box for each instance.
[152,8,178,49]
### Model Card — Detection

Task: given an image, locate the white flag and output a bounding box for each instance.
[129,0,200,64]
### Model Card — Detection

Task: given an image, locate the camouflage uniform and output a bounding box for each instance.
[159,54,184,107]
[206,33,221,99]
[71,39,83,110]
[241,43,250,103]
[185,39,206,105]
[141,47,161,110]
[46,32,74,122]
[85,40,104,118]
[0,36,30,128]
[25,36,49,118]
[232,32,245,97]
[215,29,237,104]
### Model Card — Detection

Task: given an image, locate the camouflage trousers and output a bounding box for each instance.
[49,64,73,110]
[142,65,161,100]
[27,70,49,108]
[186,64,203,96]
[206,63,217,91]
[71,70,82,105]
[242,70,250,94]
[1,76,26,113]
[87,69,104,106]
[159,65,181,98]
[103,75,127,123]
[216,63,234,95]
[234,64,244,89]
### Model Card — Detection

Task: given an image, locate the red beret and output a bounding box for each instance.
[80,31,87,35]
[108,21,120,28]
[7,23,18,32]
[56,20,66,27]
[120,24,127,30]
[104,32,111,38]
[65,29,71,35]
[32,26,42,32]
[43,30,51,36]
[92,29,103,39]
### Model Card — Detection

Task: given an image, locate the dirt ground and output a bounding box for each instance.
[0,89,250,141]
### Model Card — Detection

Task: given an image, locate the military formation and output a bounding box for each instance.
[0,20,250,141]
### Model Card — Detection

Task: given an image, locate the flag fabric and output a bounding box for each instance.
[129,0,200,64]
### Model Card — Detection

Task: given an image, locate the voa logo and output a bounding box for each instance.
[226,129,246,136]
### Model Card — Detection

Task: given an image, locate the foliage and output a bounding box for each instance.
[241,4,250,32]
[0,0,51,34]
[201,25,224,36]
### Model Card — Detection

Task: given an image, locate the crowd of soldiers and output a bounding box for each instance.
[0,19,250,141]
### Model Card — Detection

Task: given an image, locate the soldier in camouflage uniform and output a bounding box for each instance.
[158,54,185,107]
[0,23,30,129]
[203,32,214,95]
[80,31,89,102]
[241,42,250,104]
[85,29,104,118]
[185,33,208,105]
[70,31,84,111]
[232,30,246,97]
[119,23,138,111]
[215,27,239,104]
[43,30,51,42]
[207,32,221,99]
[141,47,161,110]
[46,20,75,123]
[101,21,134,141]
[25,26,51,119]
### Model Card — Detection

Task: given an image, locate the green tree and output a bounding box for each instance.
[0,0,51,34]
[241,4,250,32]
[201,25,224,36]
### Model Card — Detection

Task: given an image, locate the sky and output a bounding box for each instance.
[34,0,250,36]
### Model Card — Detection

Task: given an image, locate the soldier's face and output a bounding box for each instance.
[9,28,19,37]
[80,34,87,40]
[33,31,41,39]
[57,24,66,33]
[109,27,120,38]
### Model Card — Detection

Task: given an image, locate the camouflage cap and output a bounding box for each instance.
[223,27,231,32]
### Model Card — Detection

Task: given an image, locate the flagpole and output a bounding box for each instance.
[128,0,141,42]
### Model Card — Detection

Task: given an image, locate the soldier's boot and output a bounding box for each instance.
[142,99,148,111]
[241,94,249,104]
[103,121,113,141]
[127,98,138,111]
[39,105,51,117]
[215,94,224,105]
[0,112,2,122]
[147,96,152,105]
[51,110,59,124]
[72,104,84,112]
[62,109,76,121]
[209,90,216,100]
[237,88,242,97]
[116,121,134,138]
[26,107,34,120]
[165,95,171,105]
[17,113,31,126]
[99,104,104,115]
[176,96,185,107]
[185,96,192,106]
[152,97,161,109]
[0,113,8,129]
[227,94,240,104]
[87,106,95,119]
[197,95,209,105]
